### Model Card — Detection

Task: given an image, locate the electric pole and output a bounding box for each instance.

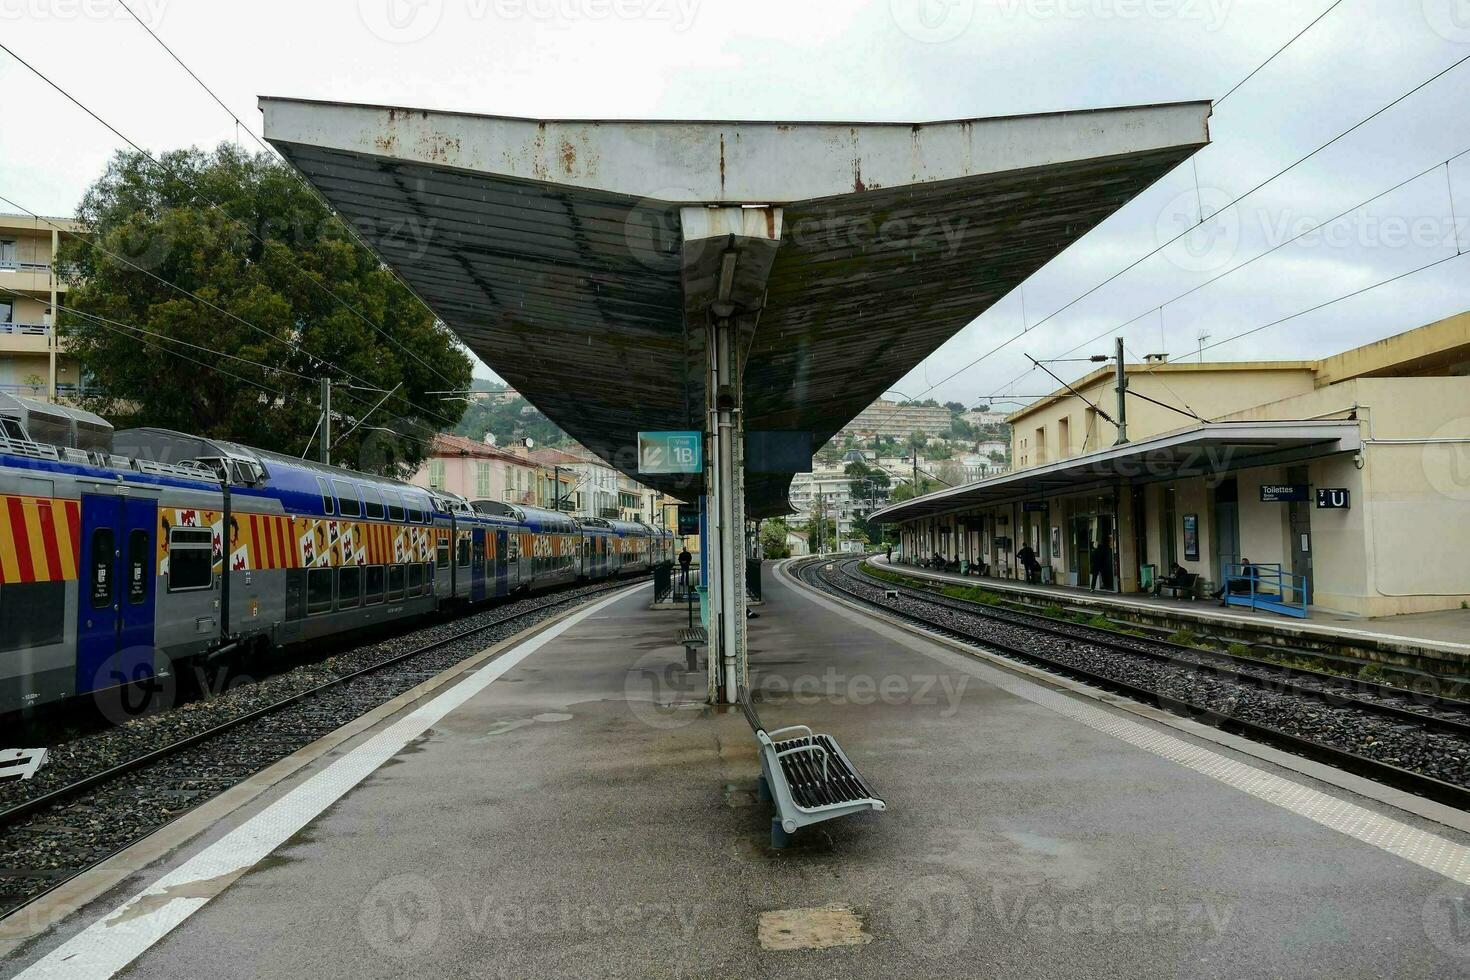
[319,378,331,466]
[1113,336,1129,446]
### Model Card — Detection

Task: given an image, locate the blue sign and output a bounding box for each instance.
[1260,484,1309,503]
[638,431,703,475]
[1316,488,1350,509]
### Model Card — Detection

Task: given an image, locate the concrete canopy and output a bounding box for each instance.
[260,97,1211,516]
[869,420,1362,523]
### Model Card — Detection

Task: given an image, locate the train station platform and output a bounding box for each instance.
[871,555,1470,671]
[5,564,1470,978]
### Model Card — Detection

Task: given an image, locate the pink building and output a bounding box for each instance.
[408,433,540,505]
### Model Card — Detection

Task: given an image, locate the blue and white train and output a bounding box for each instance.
[0,395,673,714]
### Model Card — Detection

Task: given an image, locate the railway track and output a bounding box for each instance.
[800,557,1470,809]
[848,561,1470,738]
[0,578,642,920]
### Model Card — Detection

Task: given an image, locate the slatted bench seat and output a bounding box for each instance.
[739,690,885,848]
[677,626,707,671]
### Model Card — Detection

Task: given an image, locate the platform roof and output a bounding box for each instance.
[260,97,1211,515]
[870,420,1362,523]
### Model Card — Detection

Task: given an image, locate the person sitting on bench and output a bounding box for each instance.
[1212,558,1256,601]
[1155,562,1191,596]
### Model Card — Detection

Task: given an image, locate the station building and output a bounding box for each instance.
[876,310,1470,618]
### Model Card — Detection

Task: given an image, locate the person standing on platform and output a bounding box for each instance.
[678,547,692,589]
[1089,539,1111,592]
[1016,541,1040,583]
[885,544,892,563]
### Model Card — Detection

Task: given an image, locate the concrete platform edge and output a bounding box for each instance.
[0,582,650,961]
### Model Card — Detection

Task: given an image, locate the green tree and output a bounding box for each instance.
[890,477,939,503]
[60,144,472,477]
[759,518,792,558]
[943,400,965,413]
[455,395,570,448]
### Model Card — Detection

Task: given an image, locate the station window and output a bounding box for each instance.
[317,477,334,515]
[306,568,334,615]
[408,562,424,596]
[127,529,149,605]
[338,566,362,609]
[363,486,385,521]
[167,528,214,592]
[365,565,385,605]
[388,564,406,600]
[333,480,362,518]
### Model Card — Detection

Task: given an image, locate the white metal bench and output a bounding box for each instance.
[739,690,885,847]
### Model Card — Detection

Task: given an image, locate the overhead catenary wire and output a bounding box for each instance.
[1215,0,1346,107]
[0,190,464,433]
[114,0,464,389]
[1194,249,1470,359]
[992,142,1470,408]
[883,45,1470,423]
[0,38,466,432]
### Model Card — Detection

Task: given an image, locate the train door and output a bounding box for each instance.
[76,494,157,695]
[470,528,487,602]
[496,529,510,595]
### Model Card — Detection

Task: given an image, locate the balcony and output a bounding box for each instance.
[0,262,72,295]
[0,322,53,354]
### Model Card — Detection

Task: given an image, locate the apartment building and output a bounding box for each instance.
[0,214,87,403]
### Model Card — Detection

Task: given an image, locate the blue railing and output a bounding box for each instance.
[1218,562,1309,619]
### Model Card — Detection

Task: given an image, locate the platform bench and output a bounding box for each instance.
[739,690,885,848]
[1157,573,1201,600]
[677,627,707,671]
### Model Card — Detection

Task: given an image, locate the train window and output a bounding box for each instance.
[508,537,519,564]
[365,565,385,605]
[405,493,425,525]
[0,581,66,652]
[408,562,424,596]
[363,486,385,520]
[168,528,213,592]
[471,535,484,567]
[458,536,471,567]
[317,477,334,515]
[306,568,334,615]
[127,530,149,605]
[384,490,405,523]
[333,480,362,518]
[388,564,406,600]
[90,528,114,609]
[437,536,450,569]
[338,566,362,609]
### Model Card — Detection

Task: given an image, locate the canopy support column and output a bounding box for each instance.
[681,206,782,704]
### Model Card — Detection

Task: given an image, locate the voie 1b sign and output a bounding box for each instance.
[638,431,702,475]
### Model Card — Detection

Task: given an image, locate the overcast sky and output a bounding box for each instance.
[3,0,1468,408]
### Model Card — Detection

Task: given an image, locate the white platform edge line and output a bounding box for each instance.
[786,562,1470,887]
[14,587,638,980]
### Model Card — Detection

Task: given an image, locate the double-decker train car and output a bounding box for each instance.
[0,400,671,715]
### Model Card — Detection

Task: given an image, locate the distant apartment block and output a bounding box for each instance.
[839,398,954,441]
[0,213,87,403]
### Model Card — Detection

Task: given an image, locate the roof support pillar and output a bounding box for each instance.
[683,207,782,703]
